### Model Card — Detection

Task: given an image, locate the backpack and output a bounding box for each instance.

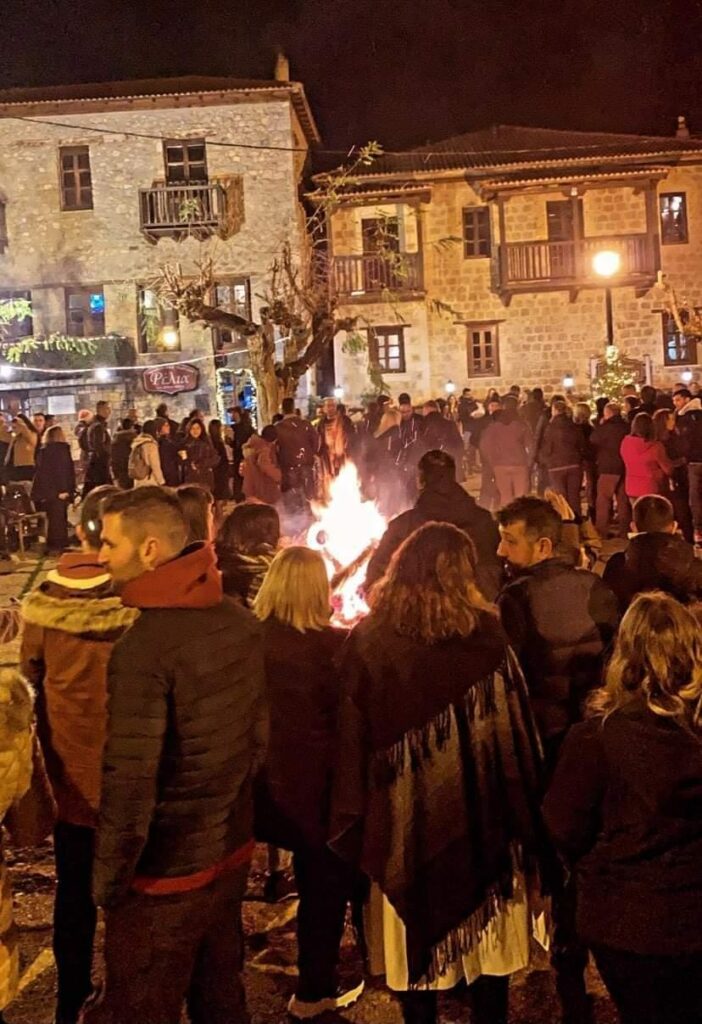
[128,442,151,482]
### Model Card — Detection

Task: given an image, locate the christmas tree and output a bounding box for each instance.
[591,346,637,403]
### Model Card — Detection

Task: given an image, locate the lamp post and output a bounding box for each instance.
[592,250,622,348]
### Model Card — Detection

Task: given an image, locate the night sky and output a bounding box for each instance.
[3,0,702,151]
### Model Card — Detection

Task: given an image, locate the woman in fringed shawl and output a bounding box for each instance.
[329,522,547,1024]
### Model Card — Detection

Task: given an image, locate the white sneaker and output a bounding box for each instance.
[287,978,365,1019]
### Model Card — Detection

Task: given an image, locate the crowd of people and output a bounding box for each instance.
[0,378,699,1024]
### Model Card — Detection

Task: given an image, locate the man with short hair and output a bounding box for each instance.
[420,401,465,475]
[673,387,702,545]
[83,401,112,496]
[603,494,702,613]
[32,411,47,438]
[276,397,319,509]
[366,449,502,598]
[21,484,125,1024]
[86,487,267,1024]
[590,401,630,537]
[540,400,585,512]
[479,395,531,505]
[496,495,618,1024]
[155,402,179,439]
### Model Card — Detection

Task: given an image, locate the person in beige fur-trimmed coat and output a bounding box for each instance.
[0,667,35,1022]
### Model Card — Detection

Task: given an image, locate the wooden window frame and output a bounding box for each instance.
[163,139,208,185]
[466,323,500,378]
[0,289,32,341]
[65,286,105,338]
[546,199,583,242]
[367,325,406,374]
[462,206,491,258]
[662,310,698,367]
[659,192,689,246]
[211,278,252,353]
[59,146,93,211]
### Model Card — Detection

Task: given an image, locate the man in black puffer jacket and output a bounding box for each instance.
[365,449,502,598]
[87,487,267,1024]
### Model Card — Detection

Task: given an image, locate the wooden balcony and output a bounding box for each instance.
[499,233,658,299]
[139,183,227,243]
[332,252,424,299]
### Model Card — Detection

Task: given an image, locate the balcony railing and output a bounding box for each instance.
[332,252,424,297]
[500,233,657,290]
[139,183,227,243]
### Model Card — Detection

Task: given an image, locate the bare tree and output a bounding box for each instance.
[155,144,383,427]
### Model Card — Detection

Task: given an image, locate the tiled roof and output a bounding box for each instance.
[0,76,320,143]
[348,124,702,177]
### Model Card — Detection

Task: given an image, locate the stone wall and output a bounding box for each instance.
[333,164,702,402]
[0,97,305,420]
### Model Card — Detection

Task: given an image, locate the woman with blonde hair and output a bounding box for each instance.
[544,592,702,1024]
[253,548,361,1019]
[330,523,545,1024]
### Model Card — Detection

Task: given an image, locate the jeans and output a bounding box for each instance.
[549,466,582,515]
[399,975,509,1024]
[592,945,702,1024]
[292,845,355,1000]
[688,463,702,541]
[53,822,97,1022]
[82,864,249,1024]
[595,473,630,537]
[493,465,530,506]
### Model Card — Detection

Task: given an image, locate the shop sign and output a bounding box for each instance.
[142,364,199,395]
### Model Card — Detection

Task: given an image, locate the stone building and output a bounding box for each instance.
[0,63,318,423]
[326,121,702,401]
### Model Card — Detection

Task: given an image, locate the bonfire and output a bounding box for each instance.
[306,463,386,627]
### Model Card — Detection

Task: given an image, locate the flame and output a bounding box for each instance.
[306,462,386,626]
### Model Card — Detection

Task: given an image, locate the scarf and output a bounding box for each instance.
[330,613,544,985]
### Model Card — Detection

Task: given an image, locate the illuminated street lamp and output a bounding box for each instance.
[562,372,575,390]
[445,380,456,394]
[161,327,180,350]
[333,384,344,400]
[95,367,111,383]
[682,369,694,385]
[593,249,622,348]
[0,364,12,380]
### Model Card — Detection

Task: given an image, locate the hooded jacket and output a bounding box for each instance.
[479,410,530,468]
[241,435,282,505]
[130,433,165,487]
[602,531,702,614]
[365,478,502,598]
[676,396,702,462]
[93,543,267,908]
[21,551,139,827]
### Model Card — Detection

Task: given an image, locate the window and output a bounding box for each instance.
[163,140,208,184]
[463,207,491,258]
[65,287,105,337]
[137,288,180,353]
[467,324,500,377]
[211,279,251,352]
[546,199,582,242]
[0,289,32,341]
[59,146,93,210]
[660,193,688,245]
[662,311,698,366]
[368,326,406,373]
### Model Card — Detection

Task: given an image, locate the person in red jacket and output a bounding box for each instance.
[620,412,673,502]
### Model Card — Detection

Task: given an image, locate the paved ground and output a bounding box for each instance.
[0,537,622,1023]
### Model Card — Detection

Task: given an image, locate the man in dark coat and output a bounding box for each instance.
[83,401,112,497]
[496,495,619,1024]
[540,400,585,512]
[673,388,702,544]
[590,401,630,537]
[276,397,319,509]
[365,449,502,598]
[603,493,702,614]
[86,487,267,1024]
[420,401,465,478]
